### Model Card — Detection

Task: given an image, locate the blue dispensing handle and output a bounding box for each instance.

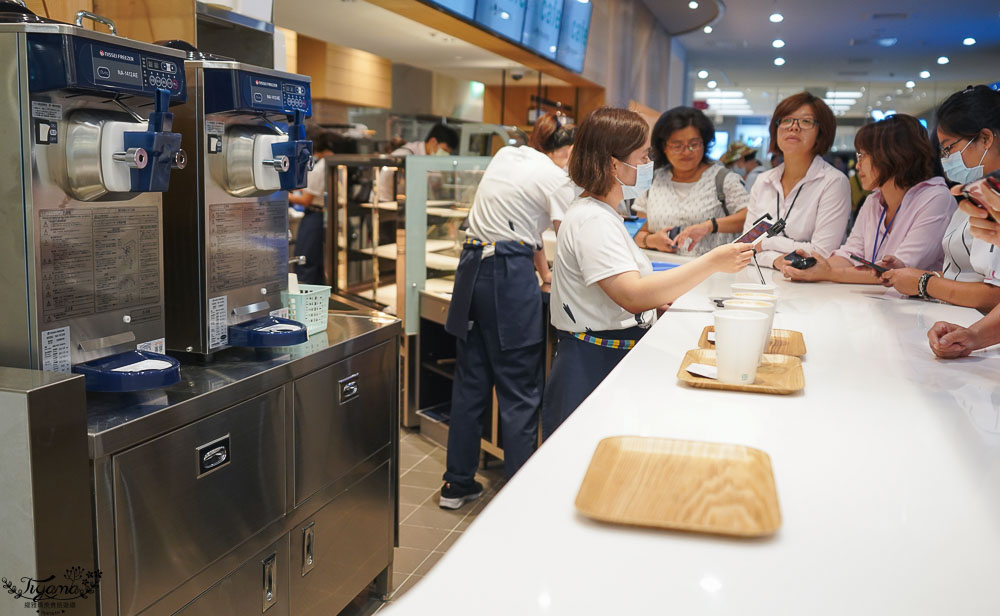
[72,350,181,393]
[122,87,185,193]
[228,316,308,347]
[270,109,313,191]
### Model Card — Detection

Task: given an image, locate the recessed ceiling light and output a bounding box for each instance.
[895,89,903,95]
[937,56,949,64]
[688,1,699,8]
[697,70,709,78]
[774,57,785,66]
[963,37,976,46]
[769,13,783,23]
[772,39,785,48]
[905,80,915,88]
[919,70,930,79]
[707,80,718,88]
[826,91,863,98]
[885,95,893,101]
[703,25,713,33]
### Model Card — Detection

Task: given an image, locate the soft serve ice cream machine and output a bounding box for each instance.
[0,7,187,390]
[161,44,313,357]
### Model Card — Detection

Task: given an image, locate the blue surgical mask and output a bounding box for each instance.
[733,165,748,178]
[942,137,989,184]
[617,160,654,200]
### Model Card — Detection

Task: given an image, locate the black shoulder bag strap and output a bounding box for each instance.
[715,166,730,216]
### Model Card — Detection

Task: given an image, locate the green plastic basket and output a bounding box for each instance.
[281,284,331,335]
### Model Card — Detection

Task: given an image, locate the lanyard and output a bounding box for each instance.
[775,185,805,237]
[872,204,896,261]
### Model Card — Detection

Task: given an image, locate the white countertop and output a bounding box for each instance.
[385,267,1000,615]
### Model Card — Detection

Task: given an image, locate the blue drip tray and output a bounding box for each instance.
[73,350,181,392]
[228,316,308,347]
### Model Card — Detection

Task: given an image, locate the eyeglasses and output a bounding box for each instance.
[777,117,817,130]
[939,137,966,158]
[855,152,867,162]
[666,140,704,154]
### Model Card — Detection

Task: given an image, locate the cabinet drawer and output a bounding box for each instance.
[293,341,395,505]
[175,536,289,616]
[419,292,450,326]
[290,463,392,616]
[114,388,285,616]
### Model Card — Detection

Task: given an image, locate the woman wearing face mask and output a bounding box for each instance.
[915,86,1000,359]
[740,92,852,270]
[781,114,955,284]
[542,107,755,438]
[631,107,750,256]
[439,115,576,509]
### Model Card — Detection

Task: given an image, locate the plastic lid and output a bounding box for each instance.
[72,350,181,392]
[228,315,308,347]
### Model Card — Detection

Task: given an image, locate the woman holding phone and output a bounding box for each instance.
[542,107,755,438]
[780,114,955,284]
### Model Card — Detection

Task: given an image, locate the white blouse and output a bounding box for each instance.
[742,155,852,268]
[633,165,750,256]
[942,209,999,285]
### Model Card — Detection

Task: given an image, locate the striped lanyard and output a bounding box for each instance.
[572,332,637,350]
[463,238,528,248]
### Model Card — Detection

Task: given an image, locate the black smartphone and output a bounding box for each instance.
[961,170,1000,223]
[667,225,683,240]
[783,253,817,269]
[850,253,888,274]
[733,220,773,244]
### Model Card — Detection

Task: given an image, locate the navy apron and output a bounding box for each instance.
[445,241,543,350]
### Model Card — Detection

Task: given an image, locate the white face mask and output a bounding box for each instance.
[616,160,654,200]
[942,137,989,184]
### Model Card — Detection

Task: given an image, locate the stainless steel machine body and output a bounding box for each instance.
[0,18,188,377]
[163,58,313,356]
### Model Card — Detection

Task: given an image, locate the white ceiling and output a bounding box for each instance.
[273,0,570,86]
[676,0,1000,118]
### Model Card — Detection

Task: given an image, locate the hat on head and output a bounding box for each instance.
[720,141,757,165]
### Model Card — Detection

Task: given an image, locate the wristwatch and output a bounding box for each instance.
[710,217,719,233]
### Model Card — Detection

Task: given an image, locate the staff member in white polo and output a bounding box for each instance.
[543,107,755,438]
[440,116,575,509]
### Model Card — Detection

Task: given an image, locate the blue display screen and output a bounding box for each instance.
[555,0,591,73]
[521,0,563,59]
[475,0,527,42]
[425,0,476,18]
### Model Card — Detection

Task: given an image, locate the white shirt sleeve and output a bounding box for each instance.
[574,215,643,286]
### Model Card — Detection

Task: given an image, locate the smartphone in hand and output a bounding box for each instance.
[961,170,1000,222]
[783,252,817,269]
[849,253,888,274]
[733,220,773,244]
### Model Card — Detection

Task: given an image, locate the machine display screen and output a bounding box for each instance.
[521,0,563,59]
[91,46,144,88]
[555,0,592,73]
[475,0,527,42]
[249,77,284,109]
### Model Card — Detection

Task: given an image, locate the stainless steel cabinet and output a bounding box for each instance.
[113,388,286,615]
[290,463,393,616]
[293,341,395,505]
[176,536,290,615]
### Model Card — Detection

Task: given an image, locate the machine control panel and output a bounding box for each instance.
[25,33,187,102]
[203,68,311,116]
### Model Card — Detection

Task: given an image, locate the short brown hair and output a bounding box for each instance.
[855,114,935,190]
[768,92,836,156]
[569,107,649,196]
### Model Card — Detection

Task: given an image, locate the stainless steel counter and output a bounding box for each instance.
[87,313,398,458]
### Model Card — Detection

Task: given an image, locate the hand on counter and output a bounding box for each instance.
[878,255,907,270]
[928,321,978,359]
[953,182,1000,247]
[880,267,924,296]
[645,227,678,253]
[779,249,829,282]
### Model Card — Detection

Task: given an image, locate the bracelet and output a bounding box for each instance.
[918,272,933,299]
[710,217,718,233]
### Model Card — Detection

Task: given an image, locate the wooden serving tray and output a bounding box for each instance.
[677,349,804,395]
[575,436,782,537]
[698,325,807,356]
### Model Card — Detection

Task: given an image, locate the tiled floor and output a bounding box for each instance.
[378,427,506,609]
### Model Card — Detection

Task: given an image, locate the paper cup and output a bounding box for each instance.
[713,309,770,385]
[723,298,776,361]
[731,282,776,296]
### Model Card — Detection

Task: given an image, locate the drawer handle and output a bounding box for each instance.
[302,522,316,576]
[262,553,277,611]
[339,373,360,403]
[196,435,231,477]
